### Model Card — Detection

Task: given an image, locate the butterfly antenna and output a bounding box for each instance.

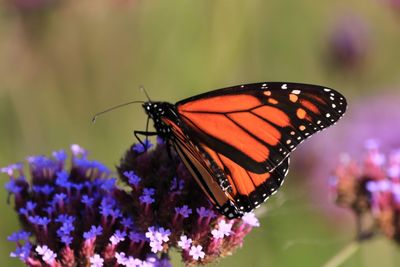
[92,100,145,123]
[139,85,152,101]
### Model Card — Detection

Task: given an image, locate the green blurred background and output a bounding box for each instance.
[1,0,400,266]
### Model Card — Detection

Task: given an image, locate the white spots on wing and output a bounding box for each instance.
[240,85,245,88]
[281,84,288,89]
[332,104,336,108]
[291,89,301,95]
[317,120,321,124]
[326,113,331,118]
[286,140,292,145]
[324,88,331,92]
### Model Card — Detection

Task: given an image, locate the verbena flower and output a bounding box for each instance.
[115,141,260,265]
[293,94,400,219]
[3,145,169,266]
[3,142,260,266]
[325,14,369,71]
[331,140,400,243]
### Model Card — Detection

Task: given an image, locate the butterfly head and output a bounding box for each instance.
[143,101,177,139]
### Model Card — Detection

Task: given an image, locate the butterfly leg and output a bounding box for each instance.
[133,130,158,150]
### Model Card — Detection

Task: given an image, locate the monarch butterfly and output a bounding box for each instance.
[136,82,347,219]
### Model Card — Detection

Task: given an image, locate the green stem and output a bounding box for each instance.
[322,241,360,267]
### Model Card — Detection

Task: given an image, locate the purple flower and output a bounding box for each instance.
[7,231,31,242]
[332,140,400,243]
[132,140,153,153]
[28,215,51,226]
[326,14,370,71]
[123,170,141,186]
[196,207,215,218]
[89,254,104,267]
[121,217,134,229]
[110,230,126,245]
[5,143,258,266]
[149,240,164,253]
[175,205,192,218]
[143,187,156,196]
[129,231,145,243]
[146,226,171,243]
[139,194,155,205]
[3,146,138,266]
[211,220,233,239]
[36,245,57,264]
[295,94,400,219]
[124,256,143,266]
[10,243,31,261]
[189,245,205,261]
[177,235,192,250]
[71,144,87,157]
[82,195,95,206]
[83,225,103,239]
[52,149,67,162]
[115,252,127,264]
[242,212,260,227]
[5,179,23,194]
[115,143,259,265]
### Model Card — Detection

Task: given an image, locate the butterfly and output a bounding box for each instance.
[139,82,347,219]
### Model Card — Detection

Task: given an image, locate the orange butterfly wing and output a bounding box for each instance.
[162,117,289,218]
[176,82,346,174]
[171,82,346,216]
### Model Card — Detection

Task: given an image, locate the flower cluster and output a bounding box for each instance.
[3,145,168,266]
[331,140,400,243]
[115,141,260,265]
[325,15,369,71]
[3,142,260,266]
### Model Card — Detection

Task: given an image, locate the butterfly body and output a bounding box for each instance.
[142,82,347,218]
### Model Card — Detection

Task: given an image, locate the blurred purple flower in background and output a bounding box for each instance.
[332,140,400,243]
[3,142,260,266]
[325,14,370,71]
[293,93,400,220]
